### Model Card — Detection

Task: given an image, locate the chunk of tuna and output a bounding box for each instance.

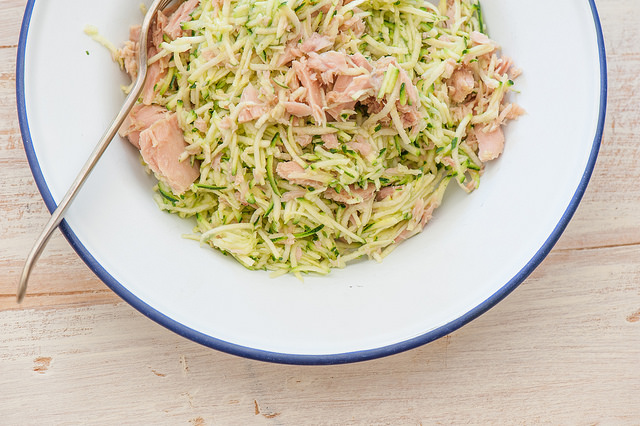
[117,25,141,79]
[296,134,313,148]
[326,74,373,119]
[277,33,333,66]
[442,58,457,79]
[284,101,313,117]
[238,83,269,123]
[321,133,340,149]
[476,122,505,162]
[366,57,421,127]
[142,51,169,105]
[118,41,138,80]
[376,186,400,201]
[152,11,168,49]
[129,25,141,44]
[470,30,493,46]
[119,104,169,149]
[299,33,333,54]
[501,103,526,121]
[331,74,373,102]
[340,14,365,37]
[164,0,200,40]
[370,56,418,105]
[193,117,208,133]
[397,103,421,128]
[276,161,324,188]
[292,59,325,125]
[138,114,199,194]
[307,51,349,85]
[495,56,513,76]
[349,52,373,72]
[324,184,376,205]
[346,139,372,157]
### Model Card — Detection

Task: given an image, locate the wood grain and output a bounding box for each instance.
[1,245,639,424]
[1,0,639,424]
[0,0,120,310]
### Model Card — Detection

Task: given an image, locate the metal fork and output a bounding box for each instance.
[17,0,177,303]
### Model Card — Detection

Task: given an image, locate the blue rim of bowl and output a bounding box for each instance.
[16,0,607,365]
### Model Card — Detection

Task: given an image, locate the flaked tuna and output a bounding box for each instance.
[476,122,505,162]
[498,103,526,124]
[119,104,169,149]
[164,0,200,40]
[368,56,421,127]
[276,161,324,188]
[340,13,365,37]
[142,53,169,105]
[307,51,349,85]
[277,33,333,66]
[299,33,333,54]
[370,57,418,105]
[495,56,513,76]
[138,114,200,194]
[448,67,475,103]
[292,59,325,125]
[238,83,269,123]
[324,184,376,205]
[470,31,493,46]
[296,134,313,148]
[116,25,141,79]
[350,52,373,72]
[152,11,168,48]
[284,101,313,117]
[326,74,373,120]
[376,186,400,201]
[193,117,208,133]
[346,139,373,157]
[321,133,340,149]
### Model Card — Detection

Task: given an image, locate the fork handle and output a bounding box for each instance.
[16,90,140,303]
[15,0,168,303]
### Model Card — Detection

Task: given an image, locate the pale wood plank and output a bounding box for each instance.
[553,0,640,251]
[0,0,25,47]
[1,245,638,424]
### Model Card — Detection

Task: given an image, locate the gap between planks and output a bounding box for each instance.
[554,240,640,253]
[2,240,638,313]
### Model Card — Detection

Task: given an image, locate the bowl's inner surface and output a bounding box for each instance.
[21,0,603,356]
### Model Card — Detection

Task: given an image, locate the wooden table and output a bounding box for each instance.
[1,0,638,423]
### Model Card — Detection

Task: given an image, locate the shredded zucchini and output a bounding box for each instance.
[113,0,521,278]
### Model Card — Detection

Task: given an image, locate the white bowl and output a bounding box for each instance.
[17,0,606,364]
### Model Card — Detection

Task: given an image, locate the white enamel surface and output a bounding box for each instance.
[22,0,602,355]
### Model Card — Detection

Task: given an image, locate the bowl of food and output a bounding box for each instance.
[17,0,606,364]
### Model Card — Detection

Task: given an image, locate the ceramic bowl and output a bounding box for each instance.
[17,0,606,364]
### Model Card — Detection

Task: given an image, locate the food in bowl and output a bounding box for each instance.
[110,0,523,277]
